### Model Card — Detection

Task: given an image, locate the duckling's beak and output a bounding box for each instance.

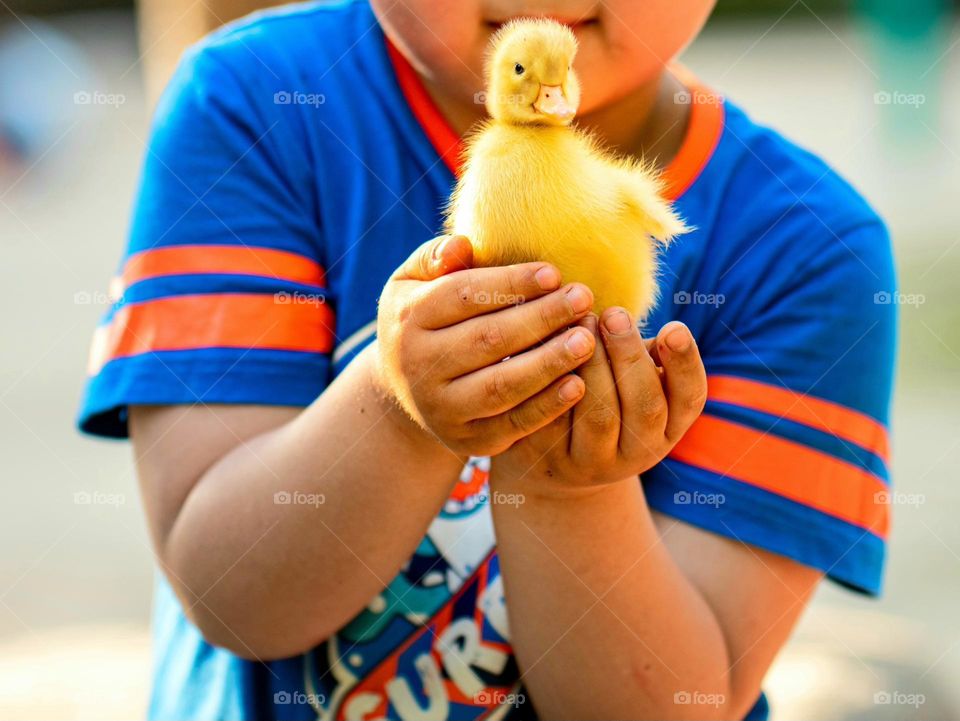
[534,84,575,120]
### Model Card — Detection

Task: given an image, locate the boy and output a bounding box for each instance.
[78,1,896,719]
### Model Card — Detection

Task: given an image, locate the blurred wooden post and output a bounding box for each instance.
[137,0,289,106]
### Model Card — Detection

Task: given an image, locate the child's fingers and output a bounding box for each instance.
[449,326,595,418]
[655,322,708,443]
[413,261,566,329]
[471,374,584,448]
[599,308,668,455]
[644,336,662,366]
[392,234,474,282]
[433,283,593,377]
[570,315,621,463]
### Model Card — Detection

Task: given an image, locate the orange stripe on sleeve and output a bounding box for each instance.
[707,375,890,462]
[119,245,326,292]
[669,414,889,538]
[87,293,334,375]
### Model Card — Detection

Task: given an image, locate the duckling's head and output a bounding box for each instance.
[485,19,581,127]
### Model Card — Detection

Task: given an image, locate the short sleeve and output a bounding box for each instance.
[644,222,896,595]
[77,45,334,438]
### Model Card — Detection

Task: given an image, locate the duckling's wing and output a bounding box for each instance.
[615,161,690,244]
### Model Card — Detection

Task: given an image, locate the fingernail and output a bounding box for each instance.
[558,377,582,402]
[535,266,561,290]
[665,326,692,352]
[603,309,632,335]
[431,236,452,261]
[565,328,592,357]
[565,285,592,314]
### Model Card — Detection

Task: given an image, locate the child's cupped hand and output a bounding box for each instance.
[374,235,599,458]
[490,308,708,496]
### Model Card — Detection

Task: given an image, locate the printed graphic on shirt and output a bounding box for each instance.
[303,458,526,720]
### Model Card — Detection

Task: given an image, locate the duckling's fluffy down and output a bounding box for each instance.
[445,120,687,318]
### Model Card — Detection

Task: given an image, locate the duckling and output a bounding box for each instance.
[445,18,688,319]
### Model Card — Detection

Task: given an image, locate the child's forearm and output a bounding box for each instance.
[157,343,465,660]
[490,479,734,720]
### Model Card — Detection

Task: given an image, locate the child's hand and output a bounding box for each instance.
[491,308,707,495]
[374,235,597,457]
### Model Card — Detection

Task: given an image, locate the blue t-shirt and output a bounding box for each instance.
[77,2,897,719]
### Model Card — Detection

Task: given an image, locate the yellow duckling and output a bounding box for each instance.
[445,18,688,319]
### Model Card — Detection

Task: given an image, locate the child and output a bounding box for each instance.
[78,1,896,719]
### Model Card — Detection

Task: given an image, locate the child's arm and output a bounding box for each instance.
[493,478,819,720]
[489,312,821,719]
[131,236,597,660]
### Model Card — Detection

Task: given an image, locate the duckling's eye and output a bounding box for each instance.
[514,62,524,75]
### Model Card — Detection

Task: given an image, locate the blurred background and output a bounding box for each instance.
[0,1,957,719]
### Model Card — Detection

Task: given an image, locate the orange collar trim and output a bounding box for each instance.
[660,65,725,200]
[386,39,463,176]
[385,37,725,199]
